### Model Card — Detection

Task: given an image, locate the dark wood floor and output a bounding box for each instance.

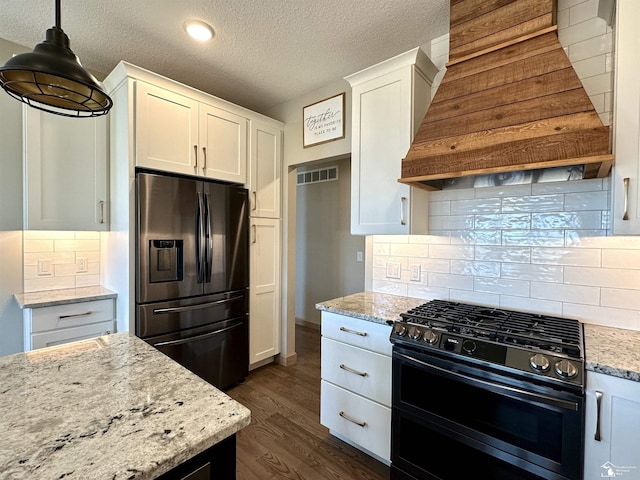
[226,325,390,480]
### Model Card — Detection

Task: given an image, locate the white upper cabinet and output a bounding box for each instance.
[612,0,640,234]
[135,82,199,175]
[23,106,108,231]
[346,47,437,235]
[200,103,247,184]
[249,120,282,218]
[135,81,248,184]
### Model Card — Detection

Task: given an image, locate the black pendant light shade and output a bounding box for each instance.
[0,0,112,117]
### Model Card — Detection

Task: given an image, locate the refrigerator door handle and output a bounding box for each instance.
[152,295,246,314]
[204,193,213,283]
[153,321,244,347]
[196,192,206,284]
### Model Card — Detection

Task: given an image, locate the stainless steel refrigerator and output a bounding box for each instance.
[135,171,249,390]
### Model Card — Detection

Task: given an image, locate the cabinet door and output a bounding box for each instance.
[612,0,640,234]
[249,120,281,218]
[23,107,108,231]
[249,217,281,365]
[584,371,640,479]
[350,68,424,235]
[199,104,247,184]
[135,81,199,175]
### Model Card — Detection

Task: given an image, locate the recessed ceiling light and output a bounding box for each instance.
[183,20,214,42]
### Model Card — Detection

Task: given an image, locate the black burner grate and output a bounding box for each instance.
[400,299,583,358]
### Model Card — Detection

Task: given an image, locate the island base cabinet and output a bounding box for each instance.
[584,371,640,479]
[320,380,391,462]
[156,434,236,480]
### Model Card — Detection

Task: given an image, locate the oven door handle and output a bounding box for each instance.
[396,352,580,412]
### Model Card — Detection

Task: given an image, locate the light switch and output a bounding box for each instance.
[356,251,364,262]
[410,264,421,282]
[386,262,401,279]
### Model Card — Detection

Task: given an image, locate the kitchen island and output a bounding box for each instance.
[0,332,251,479]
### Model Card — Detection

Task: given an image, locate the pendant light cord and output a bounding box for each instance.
[55,0,61,29]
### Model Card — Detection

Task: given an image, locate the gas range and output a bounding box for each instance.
[389,299,585,390]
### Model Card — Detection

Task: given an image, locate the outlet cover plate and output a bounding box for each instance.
[386,262,401,279]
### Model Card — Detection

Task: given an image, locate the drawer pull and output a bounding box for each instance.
[339,326,367,337]
[59,311,92,319]
[340,364,368,377]
[339,411,367,427]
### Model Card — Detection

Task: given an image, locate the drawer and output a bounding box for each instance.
[28,299,115,333]
[321,311,391,355]
[321,337,391,406]
[320,380,391,462]
[30,321,114,350]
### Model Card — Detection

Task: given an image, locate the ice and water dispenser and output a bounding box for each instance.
[149,240,183,283]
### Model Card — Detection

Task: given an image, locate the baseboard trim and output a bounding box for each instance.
[295,318,321,331]
[276,351,298,366]
[249,357,275,371]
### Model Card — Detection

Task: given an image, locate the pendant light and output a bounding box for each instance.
[0,0,112,117]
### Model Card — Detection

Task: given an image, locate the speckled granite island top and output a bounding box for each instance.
[584,324,640,382]
[315,291,425,325]
[0,332,251,479]
[14,285,118,309]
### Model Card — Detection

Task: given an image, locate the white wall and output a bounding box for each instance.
[0,38,29,355]
[295,158,365,325]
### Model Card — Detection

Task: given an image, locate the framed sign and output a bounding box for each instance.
[302,93,345,148]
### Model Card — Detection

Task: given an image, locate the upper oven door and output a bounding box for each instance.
[392,346,584,480]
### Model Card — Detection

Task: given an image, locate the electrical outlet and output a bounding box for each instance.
[37,259,52,276]
[386,262,401,279]
[410,264,421,282]
[77,257,88,273]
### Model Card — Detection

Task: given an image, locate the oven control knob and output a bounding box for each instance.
[529,353,550,372]
[393,324,407,337]
[408,326,422,340]
[555,359,578,379]
[423,330,438,344]
[462,340,477,354]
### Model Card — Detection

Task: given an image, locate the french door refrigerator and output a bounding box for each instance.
[136,170,249,390]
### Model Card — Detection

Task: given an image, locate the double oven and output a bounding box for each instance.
[390,300,585,480]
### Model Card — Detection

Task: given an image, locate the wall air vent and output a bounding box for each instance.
[297,166,338,186]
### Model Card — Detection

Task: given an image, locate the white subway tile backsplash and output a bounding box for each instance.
[531,178,603,195]
[558,17,607,45]
[22,231,102,292]
[558,0,586,12]
[371,279,408,297]
[531,282,600,305]
[450,198,501,214]
[531,211,602,230]
[473,184,532,199]
[428,189,475,202]
[601,288,640,311]
[449,290,500,306]
[565,266,640,289]
[449,230,501,246]
[580,71,613,96]
[567,32,613,63]
[475,214,530,230]
[428,273,474,290]
[407,285,449,301]
[429,215,474,230]
[569,0,599,25]
[390,243,429,257]
[562,303,640,330]
[373,243,390,256]
[474,277,530,297]
[412,258,450,273]
[502,230,565,247]
[475,245,531,263]
[499,296,563,316]
[501,263,564,283]
[531,247,601,267]
[451,260,500,278]
[429,201,451,216]
[601,249,640,269]
[557,7,570,29]
[429,244,474,260]
[572,54,606,79]
[502,194,564,213]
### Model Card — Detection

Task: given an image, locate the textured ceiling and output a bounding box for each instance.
[0,0,449,115]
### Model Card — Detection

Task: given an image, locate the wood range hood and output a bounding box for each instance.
[400,0,614,190]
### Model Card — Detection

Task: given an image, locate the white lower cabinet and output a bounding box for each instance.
[584,371,640,479]
[320,311,392,464]
[24,299,116,351]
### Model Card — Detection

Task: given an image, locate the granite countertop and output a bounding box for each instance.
[317,291,640,384]
[0,332,251,479]
[315,291,425,325]
[584,324,640,382]
[14,286,118,309]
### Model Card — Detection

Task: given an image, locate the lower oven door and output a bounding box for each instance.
[143,316,248,390]
[392,346,584,480]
